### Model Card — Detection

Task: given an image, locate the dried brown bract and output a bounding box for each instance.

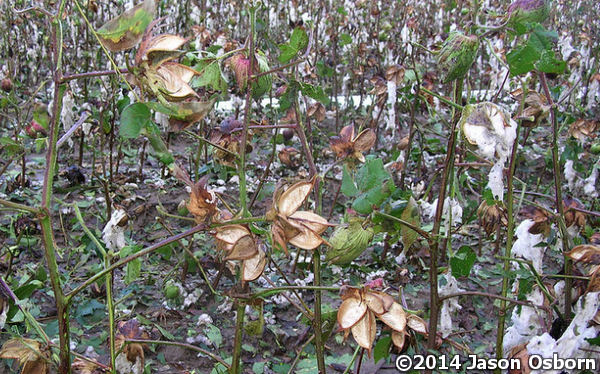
[266,178,331,254]
[329,125,376,163]
[187,176,218,224]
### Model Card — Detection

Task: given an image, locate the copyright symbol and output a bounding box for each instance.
[395,355,412,371]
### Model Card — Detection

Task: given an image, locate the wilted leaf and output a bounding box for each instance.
[97,0,155,52]
[0,338,48,374]
[153,63,199,101]
[568,119,598,141]
[187,176,218,223]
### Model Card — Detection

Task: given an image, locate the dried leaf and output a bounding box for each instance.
[0,338,48,374]
[187,177,217,223]
[406,314,428,334]
[242,246,267,282]
[225,235,257,261]
[277,179,314,217]
[391,330,406,350]
[338,297,368,329]
[378,302,407,333]
[566,244,600,265]
[351,310,376,354]
[154,63,199,101]
[568,119,598,140]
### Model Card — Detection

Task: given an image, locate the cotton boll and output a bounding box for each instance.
[564,159,577,191]
[438,273,464,338]
[511,220,545,272]
[102,208,128,251]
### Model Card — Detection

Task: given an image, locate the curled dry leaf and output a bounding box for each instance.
[72,358,103,374]
[477,201,508,236]
[520,205,551,236]
[385,64,405,85]
[568,119,598,140]
[307,102,326,122]
[406,314,428,335]
[278,146,301,168]
[510,89,549,128]
[115,320,147,374]
[329,125,376,162]
[187,176,218,223]
[563,197,586,228]
[0,338,49,374]
[566,244,600,265]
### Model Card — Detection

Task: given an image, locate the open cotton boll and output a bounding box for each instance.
[419,197,463,225]
[459,102,517,201]
[438,273,464,338]
[511,219,545,272]
[385,79,397,137]
[102,208,128,251]
[502,288,546,356]
[526,292,600,374]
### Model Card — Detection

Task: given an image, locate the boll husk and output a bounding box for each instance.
[436,32,479,83]
[325,218,374,265]
[507,0,550,29]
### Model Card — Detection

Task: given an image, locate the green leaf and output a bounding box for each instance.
[529,26,558,53]
[96,0,155,52]
[192,59,227,92]
[0,137,24,155]
[341,166,359,197]
[450,246,477,277]
[586,336,600,346]
[277,44,297,64]
[252,53,272,99]
[120,102,151,138]
[339,33,352,46]
[374,335,391,363]
[356,158,389,192]
[299,82,330,105]
[535,50,566,74]
[506,43,540,76]
[278,27,308,63]
[120,245,143,284]
[205,324,223,349]
[290,27,309,51]
[351,158,395,214]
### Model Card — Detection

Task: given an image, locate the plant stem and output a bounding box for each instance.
[312,247,326,372]
[540,72,572,321]
[72,205,116,372]
[237,7,257,217]
[230,302,246,374]
[125,339,230,369]
[427,79,462,352]
[66,224,206,301]
[41,2,70,371]
[495,122,522,369]
[0,199,38,214]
